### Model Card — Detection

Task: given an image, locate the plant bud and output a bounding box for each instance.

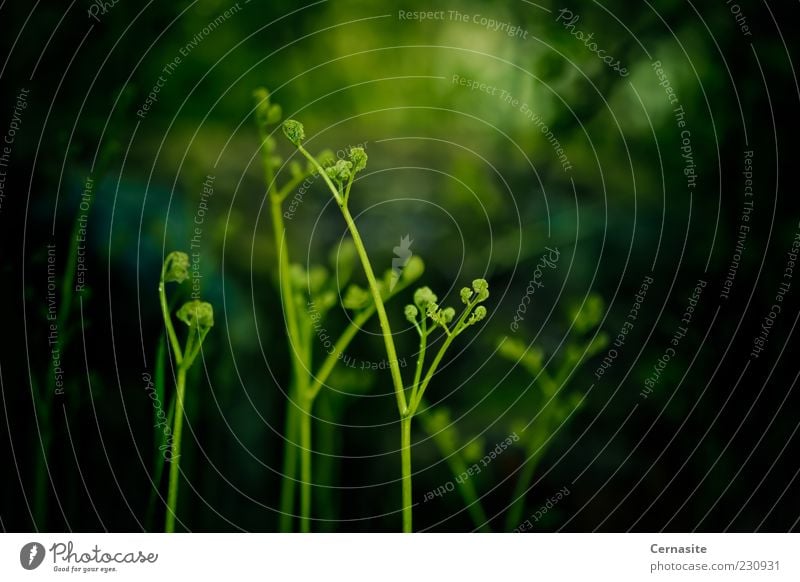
[342,284,371,310]
[177,300,214,331]
[413,286,437,308]
[441,307,456,323]
[325,159,353,185]
[163,251,190,284]
[401,256,425,283]
[348,147,368,173]
[472,279,489,301]
[282,119,305,145]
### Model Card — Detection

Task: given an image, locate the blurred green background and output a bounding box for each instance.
[1,0,798,532]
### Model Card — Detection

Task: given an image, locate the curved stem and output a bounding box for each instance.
[297,145,342,205]
[165,365,187,532]
[409,299,479,415]
[158,278,182,365]
[408,319,428,409]
[338,204,407,414]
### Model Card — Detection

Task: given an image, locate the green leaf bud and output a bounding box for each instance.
[267,104,282,125]
[348,146,368,173]
[325,159,353,186]
[472,278,489,302]
[163,251,190,284]
[401,255,425,284]
[404,304,418,323]
[468,305,487,325]
[282,119,305,146]
[176,300,214,331]
[572,293,605,333]
[307,265,329,295]
[317,290,337,311]
[342,284,371,310]
[253,89,282,131]
[413,286,438,308]
[460,287,473,304]
[441,307,456,323]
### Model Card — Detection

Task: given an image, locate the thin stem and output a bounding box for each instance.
[401,416,413,533]
[409,334,454,416]
[278,379,300,532]
[343,171,355,205]
[504,446,545,532]
[307,305,375,400]
[409,300,479,415]
[158,278,183,365]
[294,142,417,532]
[408,318,428,408]
[339,204,408,415]
[183,328,209,369]
[444,450,491,532]
[275,172,307,203]
[165,365,187,532]
[270,197,306,367]
[269,193,312,532]
[297,145,342,205]
[299,395,312,533]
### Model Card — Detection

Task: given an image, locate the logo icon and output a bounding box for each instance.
[20,542,45,570]
[390,235,413,291]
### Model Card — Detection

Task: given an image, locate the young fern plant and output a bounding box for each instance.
[281,117,490,532]
[418,407,491,532]
[253,89,424,532]
[159,251,215,532]
[499,293,607,531]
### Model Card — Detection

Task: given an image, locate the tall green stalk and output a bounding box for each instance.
[158,252,214,532]
[164,366,187,533]
[282,120,490,531]
[254,90,422,531]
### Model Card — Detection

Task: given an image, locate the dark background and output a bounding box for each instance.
[0,0,798,532]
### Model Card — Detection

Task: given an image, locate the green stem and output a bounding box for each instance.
[158,279,182,365]
[409,334,455,416]
[401,415,413,533]
[295,143,417,532]
[307,305,375,400]
[443,450,491,532]
[299,395,312,533]
[297,145,342,206]
[408,320,428,410]
[340,202,413,532]
[338,204,407,415]
[165,366,187,532]
[269,193,313,532]
[504,445,545,531]
[278,379,300,532]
